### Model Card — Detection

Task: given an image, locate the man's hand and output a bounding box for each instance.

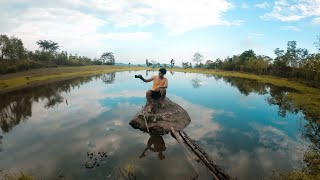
[135,75,144,81]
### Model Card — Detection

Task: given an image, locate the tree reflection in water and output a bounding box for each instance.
[191,78,202,89]
[207,75,320,177]
[0,73,116,133]
[101,73,116,85]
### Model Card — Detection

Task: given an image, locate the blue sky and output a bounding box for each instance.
[0,0,319,65]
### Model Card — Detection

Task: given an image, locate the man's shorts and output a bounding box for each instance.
[150,90,161,99]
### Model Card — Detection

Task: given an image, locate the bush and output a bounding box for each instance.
[0,60,45,74]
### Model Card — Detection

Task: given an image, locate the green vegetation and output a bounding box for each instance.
[0,34,116,74]
[178,37,320,88]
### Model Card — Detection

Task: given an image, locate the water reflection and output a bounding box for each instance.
[0,135,3,152]
[139,134,166,160]
[101,73,116,85]
[191,78,202,89]
[0,73,116,133]
[300,120,320,176]
[218,76,308,119]
[0,70,319,179]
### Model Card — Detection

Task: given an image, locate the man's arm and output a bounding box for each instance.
[143,76,154,83]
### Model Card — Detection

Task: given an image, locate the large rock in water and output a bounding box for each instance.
[129,98,191,134]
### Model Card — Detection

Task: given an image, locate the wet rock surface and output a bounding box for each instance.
[129,98,191,134]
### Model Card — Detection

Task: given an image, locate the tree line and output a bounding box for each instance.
[187,36,320,88]
[0,34,115,74]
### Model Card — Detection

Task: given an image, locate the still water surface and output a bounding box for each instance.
[0,70,311,179]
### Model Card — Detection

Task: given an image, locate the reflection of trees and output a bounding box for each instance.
[0,76,98,133]
[221,77,302,118]
[219,75,320,176]
[222,77,268,96]
[191,78,202,88]
[299,120,320,176]
[0,97,32,133]
[267,87,298,117]
[303,121,320,151]
[145,70,151,77]
[101,73,115,85]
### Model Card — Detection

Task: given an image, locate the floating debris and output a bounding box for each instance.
[85,151,108,169]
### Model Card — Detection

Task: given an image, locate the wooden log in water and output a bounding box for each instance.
[171,127,199,180]
[179,131,233,180]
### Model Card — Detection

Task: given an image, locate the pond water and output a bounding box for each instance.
[0,70,314,180]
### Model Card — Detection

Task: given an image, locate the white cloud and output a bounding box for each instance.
[1,0,239,36]
[137,0,239,35]
[0,7,152,57]
[103,32,152,41]
[261,0,320,21]
[0,0,240,59]
[255,2,270,9]
[313,17,320,24]
[281,25,302,31]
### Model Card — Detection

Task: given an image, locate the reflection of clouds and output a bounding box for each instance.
[28,88,111,132]
[102,90,145,99]
[215,110,236,119]
[1,71,309,179]
[249,123,301,150]
[238,94,258,109]
[170,95,222,140]
[270,118,288,125]
[212,123,308,179]
[111,102,142,119]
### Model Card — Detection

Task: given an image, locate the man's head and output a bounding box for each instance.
[158,68,167,78]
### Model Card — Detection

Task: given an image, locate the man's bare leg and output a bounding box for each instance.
[160,89,166,108]
[146,90,153,112]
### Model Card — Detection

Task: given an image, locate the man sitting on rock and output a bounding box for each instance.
[136,68,168,112]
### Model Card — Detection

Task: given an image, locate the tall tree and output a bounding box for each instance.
[192,52,203,65]
[239,49,256,62]
[0,34,9,59]
[6,36,26,60]
[314,35,320,52]
[100,52,115,65]
[36,40,60,52]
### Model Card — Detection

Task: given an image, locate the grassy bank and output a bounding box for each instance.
[0,66,148,93]
[1,66,319,120]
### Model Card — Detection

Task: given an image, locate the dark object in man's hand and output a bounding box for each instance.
[135,75,144,80]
